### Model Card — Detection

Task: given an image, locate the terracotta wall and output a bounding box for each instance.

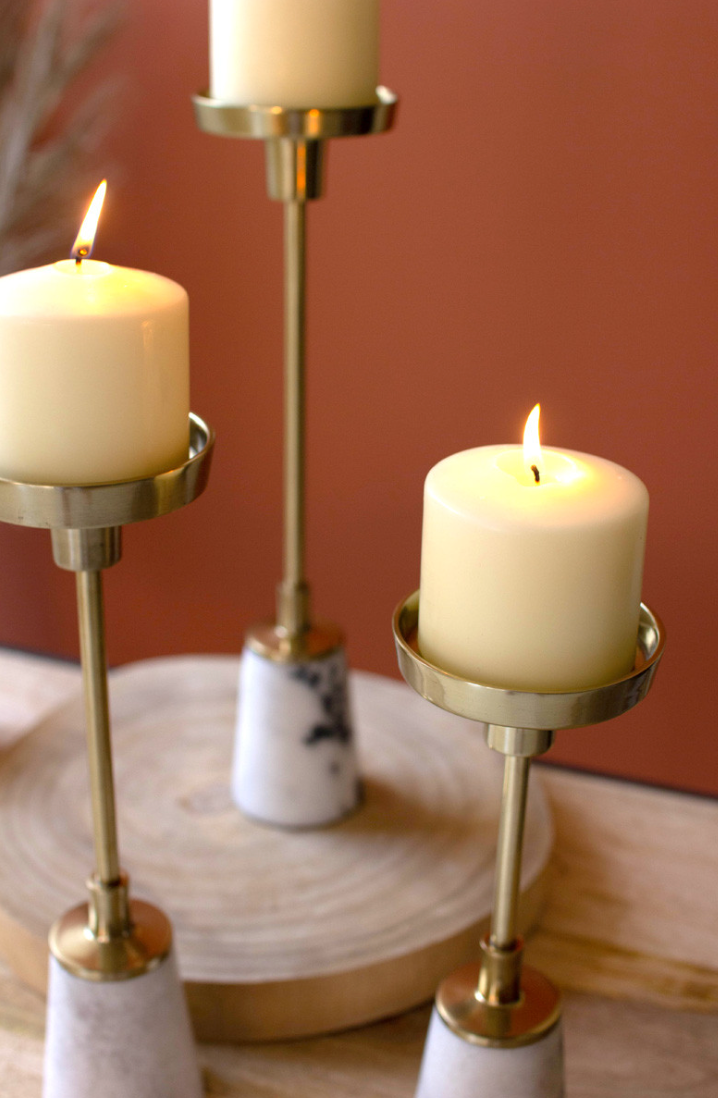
[0,0,715,793]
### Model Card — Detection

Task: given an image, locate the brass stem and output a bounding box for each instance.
[490,752,531,950]
[277,192,310,636]
[75,568,122,888]
[283,196,305,591]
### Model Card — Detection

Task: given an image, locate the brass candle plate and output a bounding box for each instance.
[192,86,397,140]
[0,413,214,530]
[393,590,666,732]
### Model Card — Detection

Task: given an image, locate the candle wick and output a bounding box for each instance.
[74,257,82,269]
[531,464,541,484]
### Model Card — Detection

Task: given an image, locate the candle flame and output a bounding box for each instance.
[71,180,107,262]
[523,403,542,483]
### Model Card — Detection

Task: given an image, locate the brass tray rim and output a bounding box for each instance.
[393,590,665,731]
[0,412,214,530]
[192,85,398,140]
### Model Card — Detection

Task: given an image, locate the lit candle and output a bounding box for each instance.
[0,182,189,486]
[418,406,649,692]
[209,0,380,108]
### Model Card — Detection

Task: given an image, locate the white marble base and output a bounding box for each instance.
[415,1006,564,1098]
[232,645,362,827]
[43,951,202,1098]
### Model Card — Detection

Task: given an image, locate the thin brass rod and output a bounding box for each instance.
[75,569,121,886]
[283,195,305,589]
[278,190,310,636]
[490,753,531,949]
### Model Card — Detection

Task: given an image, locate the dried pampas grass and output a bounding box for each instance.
[0,0,122,275]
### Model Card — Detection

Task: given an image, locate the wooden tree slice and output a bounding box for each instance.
[0,658,553,1041]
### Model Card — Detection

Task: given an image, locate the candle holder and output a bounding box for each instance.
[393,591,665,1098]
[193,88,397,827]
[0,414,214,1098]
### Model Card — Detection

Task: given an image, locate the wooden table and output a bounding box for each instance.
[0,649,716,1097]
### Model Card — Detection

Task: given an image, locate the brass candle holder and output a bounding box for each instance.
[0,414,214,1098]
[393,590,665,1098]
[193,89,397,827]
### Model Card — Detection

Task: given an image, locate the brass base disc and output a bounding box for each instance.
[436,961,561,1049]
[49,898,172,982]
[245,620,344,662]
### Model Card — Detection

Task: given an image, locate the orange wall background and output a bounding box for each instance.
[0,0,715,793]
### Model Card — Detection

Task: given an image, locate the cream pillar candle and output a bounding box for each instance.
[209,0,380,107]
[0,217,189,486]
[418,410,648,692]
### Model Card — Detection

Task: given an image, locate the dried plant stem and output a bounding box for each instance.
[0,0,123,275]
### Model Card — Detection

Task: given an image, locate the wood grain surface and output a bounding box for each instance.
[527,767,718,1014]
[0,657,552,1040]
[0,651,79,751]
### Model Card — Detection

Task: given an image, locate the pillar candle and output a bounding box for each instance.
[209,0,380,108]
[418,419,648,692]
[0,259,190,486]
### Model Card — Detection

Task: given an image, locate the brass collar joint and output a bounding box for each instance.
[485,724,555,757]
[87,871,132,942]
[476,933,524,1007]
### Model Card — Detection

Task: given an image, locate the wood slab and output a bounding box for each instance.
[0,658,552,1041]
[0,651,79,750]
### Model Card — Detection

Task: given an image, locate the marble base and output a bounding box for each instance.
[43,951,202,1098]
[232,645,362,827]
[415,1006,564,1098]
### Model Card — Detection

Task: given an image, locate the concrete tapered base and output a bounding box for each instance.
[43,951,202,1098]
[233,643,361,827]
[415,1006,564,1098]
